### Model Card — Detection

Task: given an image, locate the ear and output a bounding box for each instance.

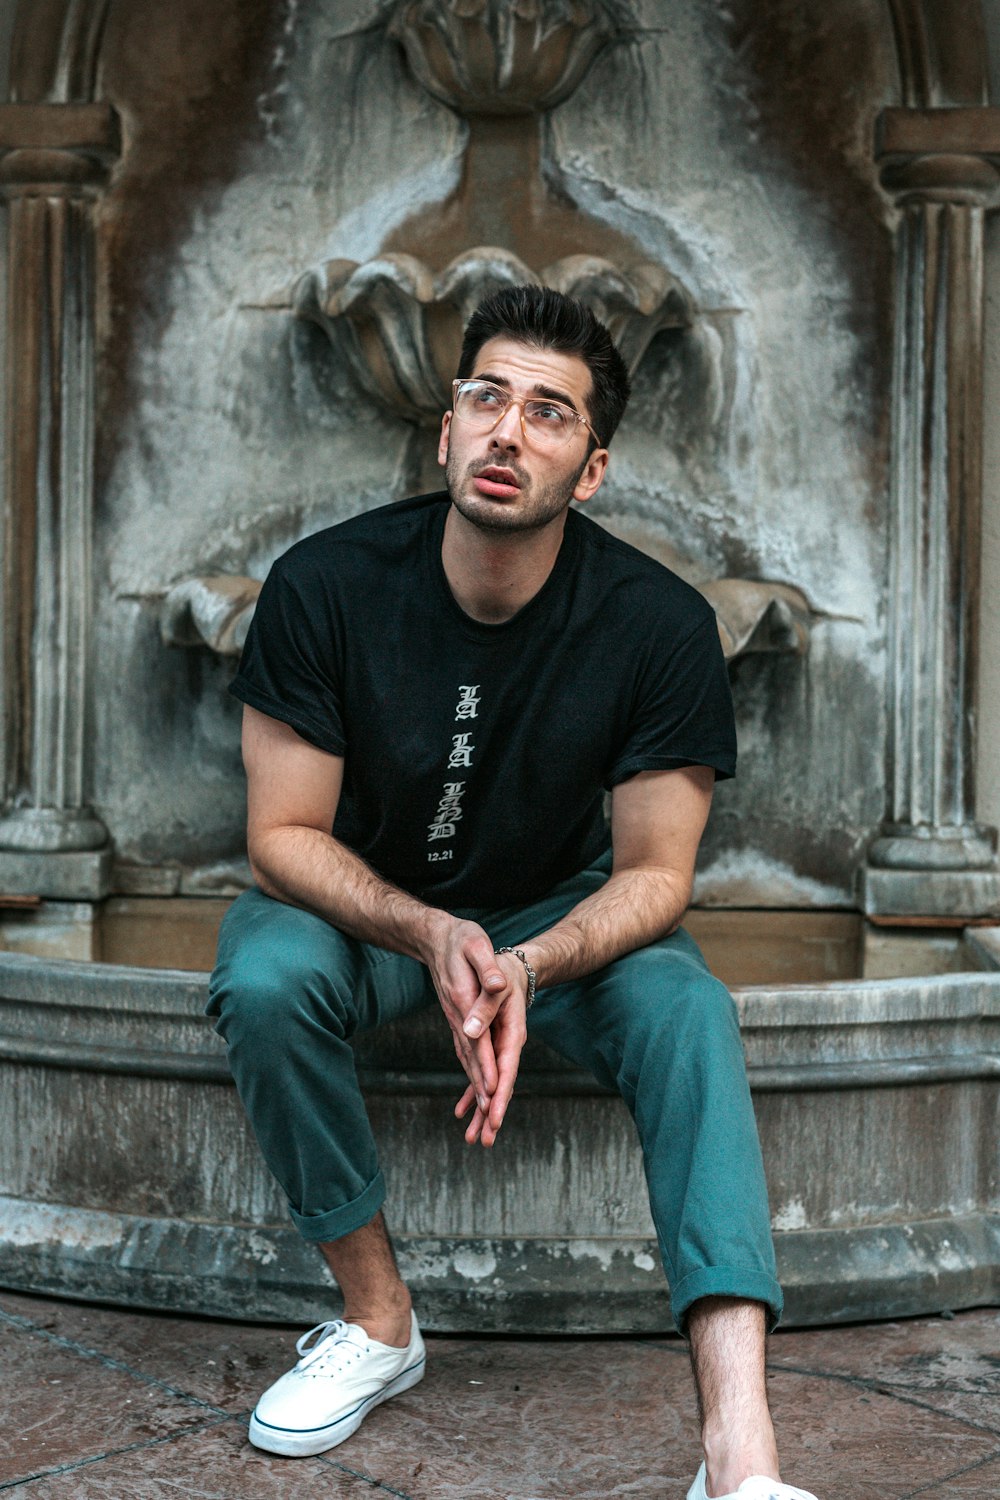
[437,410,452,468]
[572,447,609,505]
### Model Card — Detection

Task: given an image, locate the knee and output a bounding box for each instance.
[208,895,354,1045]
[210,948,293,1043]
[617,949,739,1058]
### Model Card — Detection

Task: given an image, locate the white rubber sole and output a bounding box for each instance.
[248,1356,426,1458]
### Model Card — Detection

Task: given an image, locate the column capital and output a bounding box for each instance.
[0,102,120,194]
[876,106,1000,205]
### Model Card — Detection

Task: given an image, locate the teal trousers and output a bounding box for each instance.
[207,852,782,1332]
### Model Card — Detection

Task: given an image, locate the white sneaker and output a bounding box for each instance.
[687,1462,819,1500]
[248,1312,426,1457]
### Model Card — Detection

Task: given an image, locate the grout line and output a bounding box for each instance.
[861,1380,1000,1396]
[0,1302,230,1416]
[0,1414,238,1491]
[765,1359,1000,1441]
[899,1443,1000,1498]
[317,1455,417,1499]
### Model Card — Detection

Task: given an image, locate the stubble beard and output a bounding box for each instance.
[445,447,588,534]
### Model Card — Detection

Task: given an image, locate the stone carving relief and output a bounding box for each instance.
[389,0,620,115]
[289,0,692,423]
[293,250,691,428]
[164,0,814,670]
[160,568,812,667]
[160,576,261,661]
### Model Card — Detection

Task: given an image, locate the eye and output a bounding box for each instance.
[470,384,503,408]
[527,401,571,427]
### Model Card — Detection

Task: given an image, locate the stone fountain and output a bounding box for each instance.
[0,0,998,1331]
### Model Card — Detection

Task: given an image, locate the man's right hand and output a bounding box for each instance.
[420,916,524,1140]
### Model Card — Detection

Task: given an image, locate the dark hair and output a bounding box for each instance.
[456,284,631,448]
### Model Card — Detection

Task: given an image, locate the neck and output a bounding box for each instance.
[441,505,569,624]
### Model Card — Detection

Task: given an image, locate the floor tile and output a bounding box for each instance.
[0,1314,217,1487]
[764,1365,999,1499]
[768,1310,1000,1439]
[3,1292,999,1500]
[304,1336,700,1500]
[768,1309,1000,1383]
[906,1454,1000,1497]
[4,1422,369,1499]
[0,1291,312,1414]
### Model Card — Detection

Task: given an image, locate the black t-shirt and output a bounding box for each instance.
[230,492,736,908]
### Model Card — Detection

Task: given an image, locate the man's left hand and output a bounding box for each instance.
[454,949,529,1147]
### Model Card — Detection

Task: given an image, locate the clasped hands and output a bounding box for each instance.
[424,916,531,1148]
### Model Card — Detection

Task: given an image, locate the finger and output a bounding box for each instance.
[472,1029,499,1098]
[441,990,494,1102]
[455,1083,476,1119]
[462,992,503,1041]
[451,1030,490,1113]
[464,1102,487,1145]
[486,1029,526,1140]
[464,934,509,997]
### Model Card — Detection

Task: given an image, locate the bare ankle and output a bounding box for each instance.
[319,1211,413,1345]
[702,1424,779,1496]
[342,1284,413,1347]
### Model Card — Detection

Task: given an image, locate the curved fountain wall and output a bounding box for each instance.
[0,932,997,1329]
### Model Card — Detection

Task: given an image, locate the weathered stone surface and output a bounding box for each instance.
[0,948,996,1327]
[62,0,902,902]
[0,6,994,901]
[966,926,1000,969]
[2,0,1000,1344]
[0,901,97,961]
[0,848,112,902]
[861,867,1000,920]
[3,1196,998,1332]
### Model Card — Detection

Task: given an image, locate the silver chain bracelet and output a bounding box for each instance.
[496,946,536,1008]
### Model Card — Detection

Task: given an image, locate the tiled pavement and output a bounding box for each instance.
[0,1291,998,1498]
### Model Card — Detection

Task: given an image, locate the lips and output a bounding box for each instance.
[472,465,522,499]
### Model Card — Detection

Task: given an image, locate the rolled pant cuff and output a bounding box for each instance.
[289,1171,386,1243]
[670,1267,784,1336]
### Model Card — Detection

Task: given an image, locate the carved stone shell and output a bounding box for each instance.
[387,0,621,116]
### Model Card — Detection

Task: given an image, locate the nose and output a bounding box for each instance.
[488,401,523,452]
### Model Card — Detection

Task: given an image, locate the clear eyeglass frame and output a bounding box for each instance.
[450,378,600,450]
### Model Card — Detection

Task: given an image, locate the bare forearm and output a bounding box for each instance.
[250,824,447,962]
[521,867,691,989]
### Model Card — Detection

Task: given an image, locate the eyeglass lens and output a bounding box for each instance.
[454,382,580,446]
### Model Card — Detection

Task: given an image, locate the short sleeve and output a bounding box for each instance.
[606,609,736,787]
[228,552,346,755]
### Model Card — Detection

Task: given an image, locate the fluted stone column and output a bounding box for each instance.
[863,108,1000,919]
[0,104,119,899]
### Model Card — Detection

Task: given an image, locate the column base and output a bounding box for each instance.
[867,825,996,871]
[0,845,112,900]
[0,806,110,853]
[860,864,1000,920]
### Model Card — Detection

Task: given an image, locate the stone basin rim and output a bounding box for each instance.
[2,950,998,1094]
[2,948,1000,1018]
[2,954,997,1329]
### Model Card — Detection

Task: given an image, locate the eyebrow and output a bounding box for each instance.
[474,370,582,416]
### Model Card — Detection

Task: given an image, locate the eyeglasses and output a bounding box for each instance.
[450,379,600,450]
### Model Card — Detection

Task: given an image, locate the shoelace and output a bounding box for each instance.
[293,1319,369,1374]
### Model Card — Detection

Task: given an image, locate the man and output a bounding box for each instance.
[208,286,818,1500]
